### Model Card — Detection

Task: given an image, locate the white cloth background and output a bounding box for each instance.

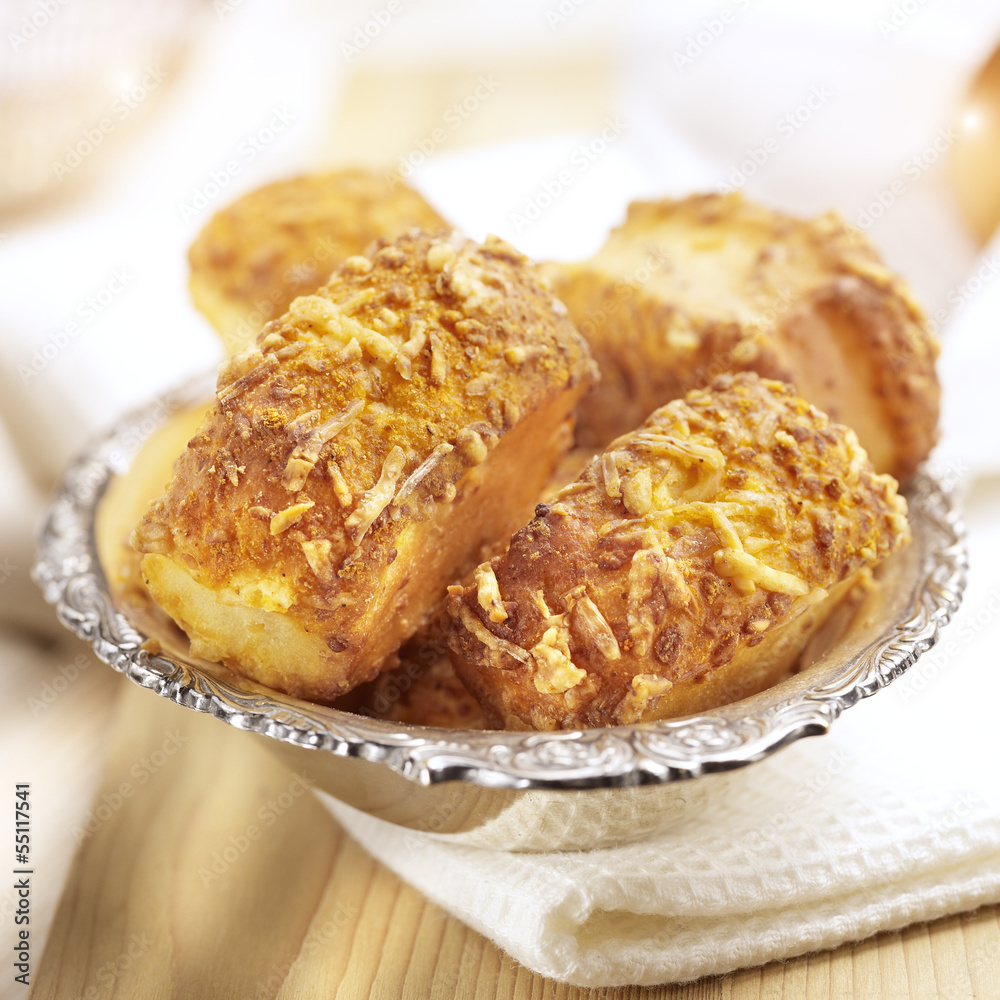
[3,0,1000,990]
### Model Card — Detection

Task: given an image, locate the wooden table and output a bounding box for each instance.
[30,676,1000,1000]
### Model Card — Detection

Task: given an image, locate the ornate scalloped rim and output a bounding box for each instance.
[32,377,968,790]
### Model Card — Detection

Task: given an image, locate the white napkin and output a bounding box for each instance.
[321,720,1000,987]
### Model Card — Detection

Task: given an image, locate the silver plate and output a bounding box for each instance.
[33,374,969,850]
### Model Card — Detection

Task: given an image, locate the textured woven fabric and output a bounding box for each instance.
[322,700,1000,986]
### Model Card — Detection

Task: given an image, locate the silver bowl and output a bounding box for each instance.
[33,375,968,851]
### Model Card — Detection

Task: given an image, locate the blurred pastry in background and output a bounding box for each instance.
[952,41,1000,244]
[444,373,910,731]
[188,168,448,352]
[541,192,939,484]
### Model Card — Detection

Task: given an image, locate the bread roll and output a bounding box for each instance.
[541,192,939,483]
[188,169,447,353]
[443,372,910,730]
[133,230,597,701]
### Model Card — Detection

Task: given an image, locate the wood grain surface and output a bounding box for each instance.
[29,678,1000,1000]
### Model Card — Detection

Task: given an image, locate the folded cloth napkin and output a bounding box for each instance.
[321,722,1000,987]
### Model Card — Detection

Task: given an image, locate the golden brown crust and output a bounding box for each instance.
[541,192,939,483]
[95,403,211,615]
[134,230,598,701]
[443,373,911,730]
[188,169,448,352]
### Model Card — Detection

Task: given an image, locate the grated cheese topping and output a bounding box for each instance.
[344,446,407,545]
[475,564,508,623]
[391,442,454,515]
[270,499,315,535]
[287,294,403,364]
[568,586,621,661]
[601,452,621,499]
[457,603,529,663]
[283,398,365,491]
[530,617,586,694]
